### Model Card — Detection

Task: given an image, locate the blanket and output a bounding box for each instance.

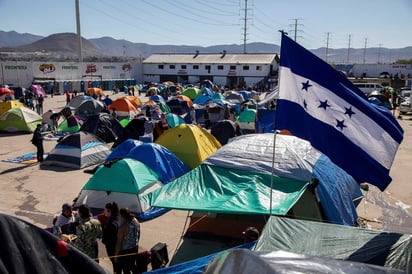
[2,153,48,164]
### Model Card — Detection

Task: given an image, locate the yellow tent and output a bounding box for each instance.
[155,124,221,169]
[0,100,27,116]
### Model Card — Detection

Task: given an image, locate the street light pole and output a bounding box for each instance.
[75,0,83,63]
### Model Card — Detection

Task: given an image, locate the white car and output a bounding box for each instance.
[399,89,412,114]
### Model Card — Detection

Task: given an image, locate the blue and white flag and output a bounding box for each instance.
[275,33,403,191]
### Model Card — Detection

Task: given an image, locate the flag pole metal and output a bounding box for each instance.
[269,31,286,216]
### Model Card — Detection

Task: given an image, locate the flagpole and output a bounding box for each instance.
[269,119,278,217]
[269,31,287,217]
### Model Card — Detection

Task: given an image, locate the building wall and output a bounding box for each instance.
[1,57,278,90]
[351,64,412,78]
[0,61,143,90]
[143,62,275,87]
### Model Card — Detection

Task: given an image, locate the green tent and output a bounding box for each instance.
[0,107,42,133]
[158,102,171,113]
[75,158,162,214]
[119,117,132,128]
[212,93,225,100]
[182,87,202,100]
[237,108,256,133]
[57,118,80,133]
[143,164,308,215]
[238,108,256,122]
[255,216,412,273]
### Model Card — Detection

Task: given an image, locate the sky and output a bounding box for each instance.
[1,0,412,49]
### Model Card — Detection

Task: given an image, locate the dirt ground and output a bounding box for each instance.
[0,91,411,272]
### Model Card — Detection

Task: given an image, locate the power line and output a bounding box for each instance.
[141,0,237,26]
[193,0,239,16]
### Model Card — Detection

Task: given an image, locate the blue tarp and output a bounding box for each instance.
[313,154,363,226]
[256,109,276,133]
[147,242,256,274]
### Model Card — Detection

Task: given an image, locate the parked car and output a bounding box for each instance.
[399,89,412,114]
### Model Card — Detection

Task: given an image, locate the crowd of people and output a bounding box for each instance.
[52,202,141,274]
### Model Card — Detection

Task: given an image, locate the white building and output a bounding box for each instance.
[0,53,279,93]
[142,52,279,89]
[0,61,141,94]
[351,64,412,79]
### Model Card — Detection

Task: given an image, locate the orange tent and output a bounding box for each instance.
[123,96,142,108]
[87,87,104,96]
[175,95,193,108]
[144,100,157,106]
[108,97,138,117]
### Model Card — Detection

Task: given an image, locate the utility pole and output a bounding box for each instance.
[346,34,351,64]
[363,38,368,64]
[289,19,303,42]
[325,32,331,63]
[75,0,83,63]
[378,44,382,64]
[242,0,248,54]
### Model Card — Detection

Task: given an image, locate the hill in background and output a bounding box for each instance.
[1,31,411,63]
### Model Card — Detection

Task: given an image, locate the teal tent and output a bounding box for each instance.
[237,108,256,133]
[166,113,185,128]
[75,158,163,216]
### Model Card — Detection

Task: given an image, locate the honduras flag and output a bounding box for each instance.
[275,33,403,191]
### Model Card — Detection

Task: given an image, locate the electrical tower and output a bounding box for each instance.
[325,32,331,63]
[75,0,83,63]
[346,35,352,64]
[241,0,249,54]
[363,38,368,64]
[289,19,303,42]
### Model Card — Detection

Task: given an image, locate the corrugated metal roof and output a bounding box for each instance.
[143,54,277,65]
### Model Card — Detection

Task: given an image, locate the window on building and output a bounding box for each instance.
[218,65,224,70]
[158,65,164,69]
[256,65,262,71]
[170,65,175,69]
[193,65,199,70]
[243,65,249,70]
[181,65,187,69]
[205,65,211,70]
[230,65,236,70]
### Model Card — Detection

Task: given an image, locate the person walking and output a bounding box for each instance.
[114,208,140,274]
[391,92,400,116]
[31,124,44,162]
[102,202,121,274]
[143,116,155,143]
[37,94,44,114]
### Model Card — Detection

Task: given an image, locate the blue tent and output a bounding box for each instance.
[106,139,190,183]
[102,97,113,107]
[193,94,212,105]
[151,95,166,103]
[202,87,214,97]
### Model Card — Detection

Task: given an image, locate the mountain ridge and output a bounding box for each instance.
[1,31,411,63]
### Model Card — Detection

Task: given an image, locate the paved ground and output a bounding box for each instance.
[0,91,411,272]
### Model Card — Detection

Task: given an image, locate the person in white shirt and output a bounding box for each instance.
[54,203,77,235]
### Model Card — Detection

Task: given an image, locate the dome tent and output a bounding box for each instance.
[42,131,111,169]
